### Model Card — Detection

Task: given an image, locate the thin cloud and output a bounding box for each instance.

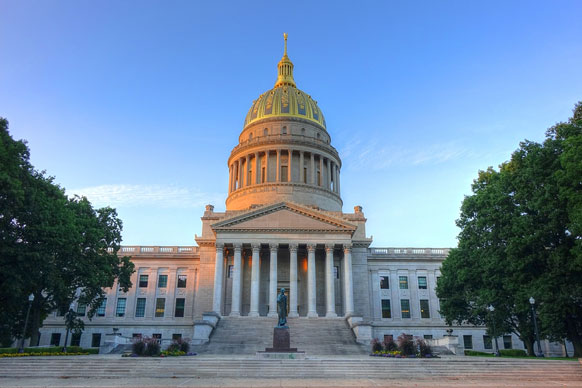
[69,184,224,208]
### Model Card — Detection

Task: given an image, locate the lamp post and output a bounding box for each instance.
[529,297,544,357]
[18,294,35,353]
[487,305,500,357]
[62,302,75,353]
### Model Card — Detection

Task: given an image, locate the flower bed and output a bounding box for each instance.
[369,333,437,358]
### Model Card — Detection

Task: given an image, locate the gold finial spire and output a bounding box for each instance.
[274,33,296,88]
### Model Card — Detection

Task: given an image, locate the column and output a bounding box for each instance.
[276,149,281,182]
[307,244,318,317]
[229,164,233,192]
[245,155,250,187]
[343,244,354,316]
[238,158,244,189]
[229,244,242,316]
[326,159,331,190]
[288,150,293,182]
[254,152,259,185]
[319,156,324,186]
[334,164,339,193]
[289,243,299,317]
[337,168,341,195]
[310,153,315,185]
[325,244,337,317]
[299,151,305,184]
[212,243,224,314]
[265,151,270,183]
[267,243,278,318]
[249,243,261,317]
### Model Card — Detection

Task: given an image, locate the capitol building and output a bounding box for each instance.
[39,35,551,356]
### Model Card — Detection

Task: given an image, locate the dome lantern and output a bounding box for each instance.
[274,33,296,88]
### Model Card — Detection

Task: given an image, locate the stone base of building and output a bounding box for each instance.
[256,351,306,359]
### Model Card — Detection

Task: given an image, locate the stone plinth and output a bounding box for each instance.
[257,327,305,359]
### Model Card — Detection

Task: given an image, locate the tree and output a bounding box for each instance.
[0,118,135,346]
[437,102,582,357]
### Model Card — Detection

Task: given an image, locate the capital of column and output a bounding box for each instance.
[233,243,242,252]
[289,243,298,252]
[343,244,352,254]
[269,243,278,252]
[251,243,261,251]
[215,242,224,250]
[307,244,316,252]
[325,244,334,253]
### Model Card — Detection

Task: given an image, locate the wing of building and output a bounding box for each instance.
[38,35,571,357]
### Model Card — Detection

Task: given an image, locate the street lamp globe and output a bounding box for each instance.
[28,294,34,302]
[529,297,535,305]
[488,305,495,312]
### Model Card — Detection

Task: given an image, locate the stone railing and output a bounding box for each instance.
[368,247,450,257]
[110,246,199,255]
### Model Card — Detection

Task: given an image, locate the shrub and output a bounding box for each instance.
[370,338,382,353]
[499,349,527,357]
[416,338,432,357]
[465,350,494,356]
[382,337,398,352]
[0,348,17,354]
[84,348,99,354]
[143,337,161,357]
[397,333,415,356]
[166,337,190,353]
[132,338,146,356]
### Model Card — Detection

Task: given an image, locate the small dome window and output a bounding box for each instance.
[316,132,320,139]
[282,126,287,135]
[264,128,268,136]
[301,128,305,135]
[249,133,253,141]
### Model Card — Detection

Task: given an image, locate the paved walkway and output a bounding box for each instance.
[0,354,580,387]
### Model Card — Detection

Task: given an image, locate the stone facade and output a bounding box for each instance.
[37,35,574,357]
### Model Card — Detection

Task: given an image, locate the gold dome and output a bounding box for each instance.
[243,34,326,130]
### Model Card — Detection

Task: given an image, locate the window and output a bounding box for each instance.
[380,276,389,289]
[381,299,391,318]
[116,298,126,317]
[158,274,168,288]
[463,335,473,349]
[227,265,234,279]
[97,298,107,317]
[175,298,185,317]
[132,333,142,339]
[50,333,61,347]
[399,276,408,289]
[334,266,339,279]
[418,276,427,289]
[282,127,287,135]
[172,334,182,341]
[177,274,187,288]
[303,167,307,183]
[57,305,67,317]
[401,299,411,318]
[155,298,165,317]
[248,133,253,141]
[135,298,146,317]
[503,335,512,349]
[317,170,321,186]
[424,335,433,340]
[152,333,162,344]
[76,303,86,316]
[420,299,430,318]
[281,166,288,182]
[139,275,148,288]
[262,167,266,183]
[483,335,492,350]
[264,128,268,136]
[91,333,101,348]
[71,333,81,347]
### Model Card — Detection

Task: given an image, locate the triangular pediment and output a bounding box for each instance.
[211,202,356,235]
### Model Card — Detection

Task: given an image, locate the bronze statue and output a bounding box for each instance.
[277,288,288,327]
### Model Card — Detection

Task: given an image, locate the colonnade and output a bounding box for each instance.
[212,242,354,318]
[228,150,340,195]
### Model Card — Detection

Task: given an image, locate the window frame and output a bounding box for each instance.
[380,276,389,290]
[400,299,411,318]
[139,274,148,288]
[381,299,391,318]
[174,298,185,318]
[158,274,168,288]
[177,274,187,288]
[418,276,428,289]
[115,298,126,317]
[155,298,165,318]
[420,299,430,318]
[399,276,409,289]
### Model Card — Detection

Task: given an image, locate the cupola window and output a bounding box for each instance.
[282,126,287,135]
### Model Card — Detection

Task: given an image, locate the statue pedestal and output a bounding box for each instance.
[257,327,305,359]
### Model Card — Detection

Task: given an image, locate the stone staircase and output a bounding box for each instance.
[192,316,369,355]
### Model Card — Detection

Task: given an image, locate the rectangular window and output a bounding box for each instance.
[116,298,126,317]
[418,276,427,289]
[91,333,101,348]
[177,275,187,288]
[463,335,473,349]
[152,333,162,344]
[424,335,433,340]
[503,335,512,349]
[401,299,411,318]
[132,333,142,339]
[57,305,67,317]
[175,298,185,317]
[76,303,86,316]
[303,167,307,183]
[262,167,266,183]
[139,274,148,288]
[399,276,408,289]
[383,334,393,343]
[380,276,389,289]
[50,333,61,347]
[97,298,107,317]
[155,298,165,317]
[317,171,321,186]
[420,299,430,318]
[483,335,492,350]
[172,334,182,341]
[334,266,339,279]
[227,265,234,279]
[381,299,391,318]
[135,298,146,317]
[158,274,168,288]
[71,332,81,347]
[281,166,288,182]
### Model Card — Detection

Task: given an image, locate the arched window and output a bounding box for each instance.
[316,132,320,139]
[301,128,306,135]
[282,126,287,135]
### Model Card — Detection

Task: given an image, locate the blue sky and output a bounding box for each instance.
[1,1,581,247]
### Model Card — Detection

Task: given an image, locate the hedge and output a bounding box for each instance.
[499,349,527,357]
[464,350,494,356]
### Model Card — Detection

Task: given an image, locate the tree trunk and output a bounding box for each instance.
[522,337,534,356]
[28,307,42,347]
[566,318,582,357]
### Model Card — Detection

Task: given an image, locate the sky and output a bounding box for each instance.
[1,1,581,248]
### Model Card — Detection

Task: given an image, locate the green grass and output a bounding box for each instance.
[464,351,579,361]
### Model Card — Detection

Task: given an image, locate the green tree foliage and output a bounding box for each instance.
[437,102,582,357]
[0,118,134,346]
